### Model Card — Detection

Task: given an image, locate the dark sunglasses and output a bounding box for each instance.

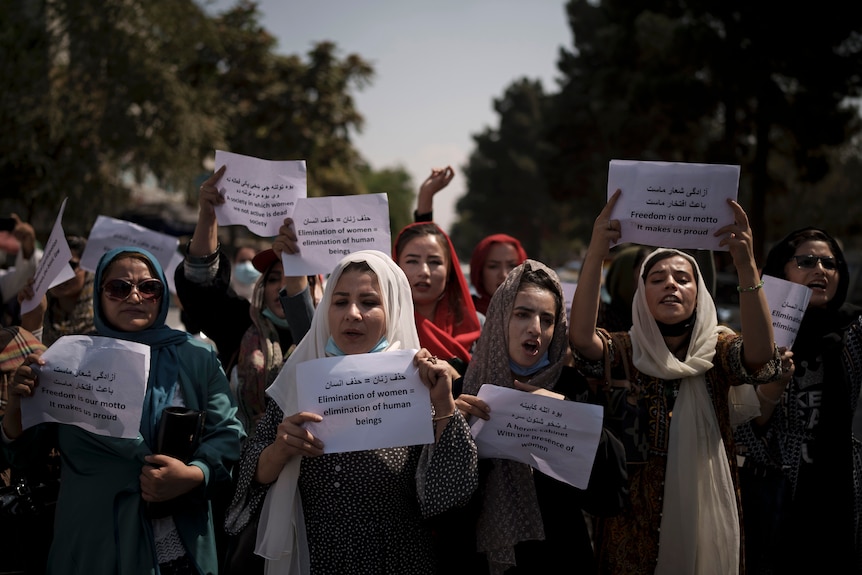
[102,278,164,301]
[789,254,838,271]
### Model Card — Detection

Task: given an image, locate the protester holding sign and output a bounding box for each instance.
[176,166,316,436]
[452,259,628,574]
[733,227,862,574]
[224,249,478,574]
[569,190,781,574]
[2,246,244,574]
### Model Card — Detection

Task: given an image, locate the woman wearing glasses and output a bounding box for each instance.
[3,247,244,575]
[734,227,862,574]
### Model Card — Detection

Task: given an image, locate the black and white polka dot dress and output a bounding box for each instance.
[229,397,478,574]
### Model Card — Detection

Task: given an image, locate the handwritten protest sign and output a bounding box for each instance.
[295,349,433,453]
[21,335,150,439]
[283,193,391,276]
[762,274,812,350]
[607,160,740,251]
[20,198,75,315]
[79,215,180,274]
[469,384,602,488]
[212,150,307,237]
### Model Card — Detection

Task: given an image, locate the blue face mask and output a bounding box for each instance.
[234,260,261,285]
[509,352,551,377]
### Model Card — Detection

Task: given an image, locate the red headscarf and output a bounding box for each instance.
[469,234,528,315]
[393,222,481,363]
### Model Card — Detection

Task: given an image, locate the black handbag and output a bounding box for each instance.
[147,406,206,518]
[156,406,206,462]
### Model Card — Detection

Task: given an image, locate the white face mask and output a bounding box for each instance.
[233,260,261,285]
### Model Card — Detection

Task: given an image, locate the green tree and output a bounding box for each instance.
[0,0,226,232]
[0,0,377,240]
[450,78,582,267]
[357,164,415,243]
[211,2,374,199]
[546,0,862,260]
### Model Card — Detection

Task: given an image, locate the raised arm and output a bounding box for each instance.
[415,166,454,221]
[569,190,622,361]
[188,165,226,257]
[714,199,775,371]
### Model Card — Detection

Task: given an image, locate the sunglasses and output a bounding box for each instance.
[102,278,164,301]
[789,254,838,271]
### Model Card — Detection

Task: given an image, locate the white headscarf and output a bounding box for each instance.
[631,248,740,575]
[255,250,421,575]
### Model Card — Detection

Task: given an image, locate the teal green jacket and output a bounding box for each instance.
[3,337,244,575]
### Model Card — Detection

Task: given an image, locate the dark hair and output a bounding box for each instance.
[66,235,87,257]
[394,223,450,269]
[395,222,465,325]
[762,227,849,309]
[642,250,699,285]
[519,268,562,318]
[342,261,374,276]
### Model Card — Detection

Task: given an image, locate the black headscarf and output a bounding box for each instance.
[763,227,859,562]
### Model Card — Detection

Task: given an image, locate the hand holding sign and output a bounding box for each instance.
[607,160,739,251]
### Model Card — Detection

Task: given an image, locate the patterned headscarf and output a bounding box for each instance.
[234,257,291,433]
[462,259,569,574]
[0,326,45,414]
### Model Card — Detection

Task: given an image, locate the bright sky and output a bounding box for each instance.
[206,0,572,235]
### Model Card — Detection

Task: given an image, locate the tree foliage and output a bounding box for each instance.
[450,79,582,267]
[0,0,381,240]
[456,0,862,263]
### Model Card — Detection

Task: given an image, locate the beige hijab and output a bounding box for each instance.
[462,260,569,574]
[256,250,421,575]
[631,248,739,575]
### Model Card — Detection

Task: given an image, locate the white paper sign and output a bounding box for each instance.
[469,384,603,488]
[295,349,433,453]
[607,160,740,251]
[762,274,812,350]
[80,215,180,274]
[21,335,150,439]
[20,198,74,314]
[561,281,577,323]
[212,150,307,236]
[283,193,391,276]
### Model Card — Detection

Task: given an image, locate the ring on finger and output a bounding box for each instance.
[427,356,438,365]
[607,220,613,231]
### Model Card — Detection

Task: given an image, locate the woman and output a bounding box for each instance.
[734,227,862,573]
[224,249,478,574]
[176,165,315,436]
[412,165,528,317]
[2,247,244,574]
[468,234,528,316]
[455,259,628,574]
[393,222,482,376]
[569,190,781,574]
